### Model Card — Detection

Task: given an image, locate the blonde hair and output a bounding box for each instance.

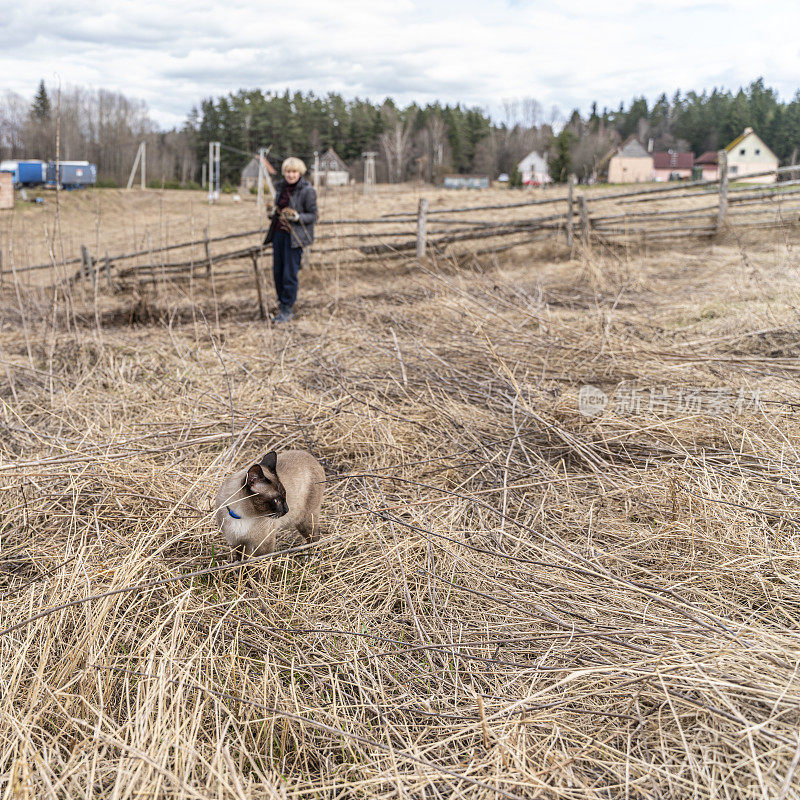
[282,157,307,176]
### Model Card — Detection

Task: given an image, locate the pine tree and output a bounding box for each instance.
[549,128,574,183]
[588,102,600,133]
[31,79,51,121]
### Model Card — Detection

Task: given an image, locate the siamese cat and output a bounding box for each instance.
[215,449,325,561]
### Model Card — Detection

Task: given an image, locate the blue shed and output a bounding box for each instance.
[17,160,47,186]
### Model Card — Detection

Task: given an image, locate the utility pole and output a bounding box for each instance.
[362,151,376,194]
[208,141,221,203]
[126,142,146,190]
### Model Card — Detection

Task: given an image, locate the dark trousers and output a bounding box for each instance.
[272,230,302,309]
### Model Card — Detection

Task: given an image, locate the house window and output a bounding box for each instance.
[730,165,739,174]
[740,148,746,155]
[755,148,761,155]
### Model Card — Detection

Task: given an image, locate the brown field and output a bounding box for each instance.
[0,184,485,272]
[1,188,800,798]
[2,181,754,280]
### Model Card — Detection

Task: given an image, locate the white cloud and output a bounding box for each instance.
[0,0,797,128]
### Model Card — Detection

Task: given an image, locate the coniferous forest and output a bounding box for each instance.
[1,78,799,186]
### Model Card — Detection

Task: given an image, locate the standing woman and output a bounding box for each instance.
[264,157,317,323]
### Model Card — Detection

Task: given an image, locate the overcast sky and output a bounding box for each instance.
[2,0,799,128]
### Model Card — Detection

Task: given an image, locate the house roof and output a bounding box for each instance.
[617,138,651,158]
[241,155,276,179]
[319,148,349,172]
[696,151,718,165]
[725,127,777,160]
[652,151,694,170]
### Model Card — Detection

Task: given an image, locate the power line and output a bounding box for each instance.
[217,141,315,163]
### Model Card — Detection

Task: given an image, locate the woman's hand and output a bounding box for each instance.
[280,208,300,223]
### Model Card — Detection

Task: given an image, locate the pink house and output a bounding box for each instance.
[696,151,718,181]
[653,151,694,181]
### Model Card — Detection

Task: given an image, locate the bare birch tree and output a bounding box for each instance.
[380,106,418,183]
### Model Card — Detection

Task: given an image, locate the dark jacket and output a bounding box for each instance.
[264,177,317,249]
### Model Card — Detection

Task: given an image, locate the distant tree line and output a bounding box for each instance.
[191,90,514,185]
[1,78,798,187]
[599,78,800,162]
[193,79,800,185]
[554,78,800,181]
[0,80,197,187]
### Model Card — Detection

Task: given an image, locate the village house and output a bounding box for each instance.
[314,148,350,186]
[517,150,552,186]
[696,151,719,181]
[240,155,276,191]
[725,127,778,183]
[653,150,694,181]
[607,138,654,183]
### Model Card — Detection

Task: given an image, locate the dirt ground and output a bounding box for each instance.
[1,203,799,797]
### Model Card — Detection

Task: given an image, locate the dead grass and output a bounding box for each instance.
[1,207,800,798]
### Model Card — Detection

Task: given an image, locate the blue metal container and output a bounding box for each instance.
[17,160,46,185]
[47,161,98,188]
[442,174,490,189]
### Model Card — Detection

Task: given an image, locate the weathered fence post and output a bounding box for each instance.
[416,198,428,258]
[204,227,212,278]
[579,196,590,244]
[251,252,266,320]
[717,150,728,230]
[104,250,113,292]
[566,177,575,247]
[81,245,96,290]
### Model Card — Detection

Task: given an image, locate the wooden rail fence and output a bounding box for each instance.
[5,162,800,294]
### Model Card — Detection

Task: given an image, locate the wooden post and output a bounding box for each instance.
[0,250,4,290]
[81,244,96,289]
[251,252,266,320]
[579,196,590,243]
[416,197,428,258]
[717,150,728,229]
[566,177,575,246]
[204,227,212,278]
[104,250,113,292]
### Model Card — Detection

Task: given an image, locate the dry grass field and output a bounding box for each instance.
[0,184,487,273]
[1,188,800,798]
